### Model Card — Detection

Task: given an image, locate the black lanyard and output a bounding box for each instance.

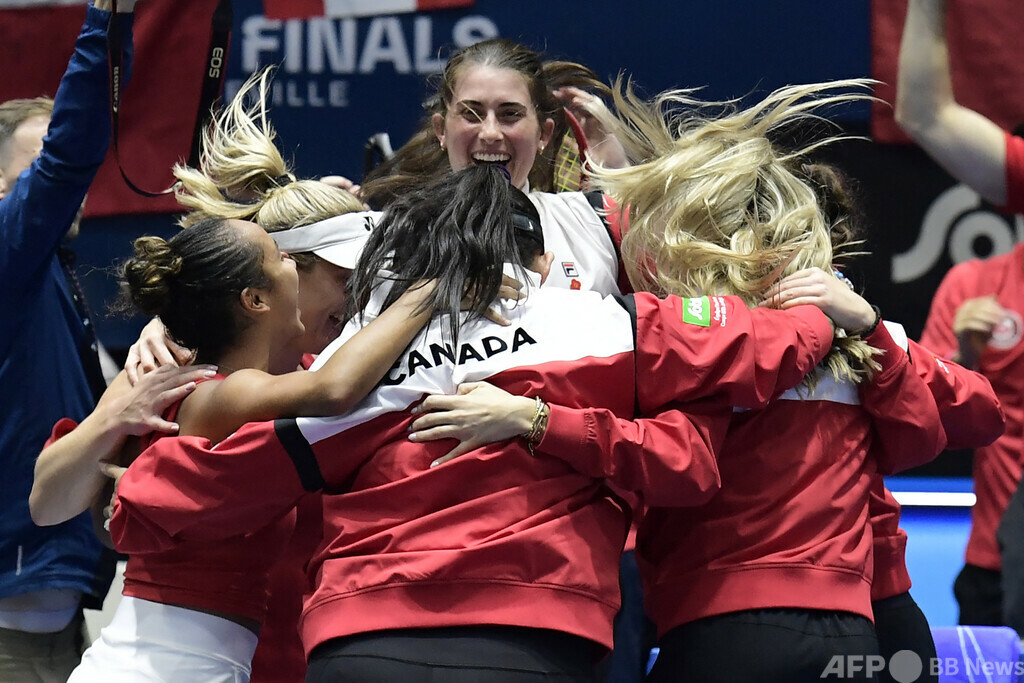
[106,0,234,197]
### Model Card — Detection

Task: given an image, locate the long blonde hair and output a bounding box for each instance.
[590,79,879,385]
[173,69,364,267]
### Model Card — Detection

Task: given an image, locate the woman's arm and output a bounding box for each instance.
[907,338,1004,448]
[554,86,629,170]
[182,282,439,442]
[764,268,947,473]
[409,381,727,507]
[894,0,1009,205]
[30,364,216,526]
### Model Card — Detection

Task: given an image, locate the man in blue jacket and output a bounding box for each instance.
[0,1,136,679]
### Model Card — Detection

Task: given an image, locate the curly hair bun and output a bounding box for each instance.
[122,236,183,316]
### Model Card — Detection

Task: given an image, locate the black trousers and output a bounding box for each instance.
[998,478,1024,637]
[306,626,604,682]
[953,563,1004,627]
[873,592,938,683]
[648,608,881,683]
[596,550,656,683]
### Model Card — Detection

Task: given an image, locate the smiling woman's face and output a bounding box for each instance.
[294,259,351,355]
[433,64,554,191]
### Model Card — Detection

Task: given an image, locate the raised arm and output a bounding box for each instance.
[631,292,835,413]
[894,0,1010,205]
[0,2,134,289]
[29,365,216,526]
[179,282,437,442]
[762,267,947,472]
[858,321,947,474]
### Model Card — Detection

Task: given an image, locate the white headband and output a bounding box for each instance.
[271,211,378,269]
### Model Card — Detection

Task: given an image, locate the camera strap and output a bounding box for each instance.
[106,0,234,197]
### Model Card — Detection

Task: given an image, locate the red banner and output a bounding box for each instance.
[872,0,1024,144]
[0,1,221,217]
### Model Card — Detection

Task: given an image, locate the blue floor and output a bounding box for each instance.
[888,476,974,627]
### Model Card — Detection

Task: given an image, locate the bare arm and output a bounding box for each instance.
[181,282,438,442]
[895,0,1008,204]
[554,86,629,170]
[30,364,216,526]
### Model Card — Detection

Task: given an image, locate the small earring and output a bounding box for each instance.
[440,140,446,150]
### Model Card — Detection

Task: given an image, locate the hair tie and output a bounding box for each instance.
[495,164,511,184]
[271,174,294,188]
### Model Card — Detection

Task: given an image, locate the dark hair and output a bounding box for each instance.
[360,40,610,207]
[798,162,866,266]
[509,185,545,258]
[349,164,542,345]
[116,216,270,363]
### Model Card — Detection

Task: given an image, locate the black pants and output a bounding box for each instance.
[306,626,603,682]
[596,551,655,683]
[873,592,938,683]
[953,563,1004,627]
[997,478,1024,637]
[648,609,881,683]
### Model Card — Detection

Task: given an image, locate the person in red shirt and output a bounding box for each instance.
[106,162,846,681]
[62,213,437,682]
[896,0,1024,630]
[411,85,952,682]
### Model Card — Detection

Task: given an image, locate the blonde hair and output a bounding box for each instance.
[590,79,879,385]
[173,69,364,266]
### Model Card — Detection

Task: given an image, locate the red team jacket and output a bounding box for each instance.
[870,339,1004,601]
[634,321,948,636]
[920,243,1024,571]
[109,285,833,655]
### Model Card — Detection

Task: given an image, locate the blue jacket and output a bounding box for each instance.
[0,5,133,604]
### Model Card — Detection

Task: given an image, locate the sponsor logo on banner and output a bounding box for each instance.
[231,3,497,109]
[681,296,711,327]
[890,185,1024,283]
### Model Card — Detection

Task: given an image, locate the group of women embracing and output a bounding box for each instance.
[31,35,1005,683]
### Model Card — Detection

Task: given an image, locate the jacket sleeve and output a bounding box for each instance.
[631,293,834,413]
[0,6,133,293]
[868,474,912,601]
[536,398,729,507]
[907,339,1005,449]
[108,420,313,554]
[860,322,947,475]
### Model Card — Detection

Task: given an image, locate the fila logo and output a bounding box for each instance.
[561,262,578,277]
